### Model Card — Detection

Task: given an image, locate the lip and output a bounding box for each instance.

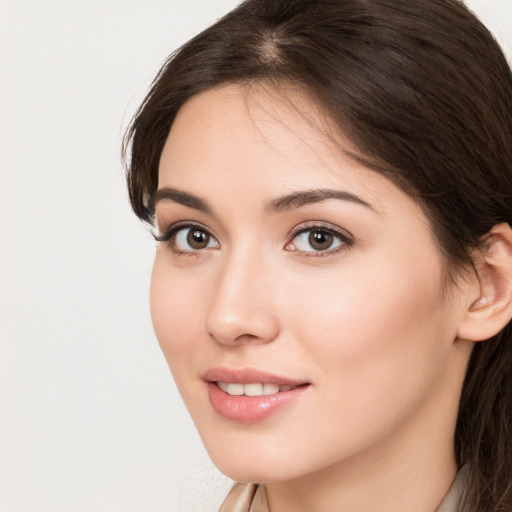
[202,367,308,386]
[203,367,310,423]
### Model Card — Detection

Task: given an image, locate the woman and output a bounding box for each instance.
[123,0,512,510]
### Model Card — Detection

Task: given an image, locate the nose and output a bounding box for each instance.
[205,252,280,346]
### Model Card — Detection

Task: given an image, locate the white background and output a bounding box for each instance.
[0,1,510,511]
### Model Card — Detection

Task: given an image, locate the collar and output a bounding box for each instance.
[219,466,468,512]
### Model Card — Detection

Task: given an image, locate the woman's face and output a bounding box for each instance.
[151,85,472,483]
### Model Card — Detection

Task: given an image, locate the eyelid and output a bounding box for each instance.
[153,220,218,245]
[288,221,353,240]
[286,221,354,254]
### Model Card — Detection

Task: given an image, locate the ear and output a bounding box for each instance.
[457,223,512,342]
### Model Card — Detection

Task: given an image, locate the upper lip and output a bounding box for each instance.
[202,367,309,386]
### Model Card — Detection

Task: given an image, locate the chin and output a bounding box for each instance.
[213,460,290,484]
[203,440,313,484]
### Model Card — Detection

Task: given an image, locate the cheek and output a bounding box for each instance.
[285,252,450,408]
[149,254,207,372]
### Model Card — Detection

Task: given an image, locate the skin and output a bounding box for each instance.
[150,84,476,512]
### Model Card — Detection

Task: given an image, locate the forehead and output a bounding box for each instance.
[165,83,337,165]
[157,83,451,279]
[159,84,395,207]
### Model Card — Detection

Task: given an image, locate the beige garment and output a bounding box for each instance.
[219,466,468,512]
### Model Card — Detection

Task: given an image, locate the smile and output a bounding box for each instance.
[203,368,311,423]
[216,382,297,396]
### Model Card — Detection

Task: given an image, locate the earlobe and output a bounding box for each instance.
[457,223,512,342]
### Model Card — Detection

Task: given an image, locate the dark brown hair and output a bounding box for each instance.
[123,1,512,510]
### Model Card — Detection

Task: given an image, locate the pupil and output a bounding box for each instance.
[187,229,209,249]
[309,230,333,250]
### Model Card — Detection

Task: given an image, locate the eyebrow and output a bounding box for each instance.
[152,186,377,216]
[265,189,377,214]
[152,187,213,214]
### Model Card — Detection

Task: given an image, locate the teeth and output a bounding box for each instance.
[245,383,263,396]
[227,383,244,396]
[217,382,229,393]
[217,382,292,396]
[263,383,280,395]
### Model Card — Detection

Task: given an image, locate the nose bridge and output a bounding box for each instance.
[206,244,279,345]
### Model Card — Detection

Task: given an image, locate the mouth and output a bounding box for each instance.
[216,381,305,396]
[203,367,311,423]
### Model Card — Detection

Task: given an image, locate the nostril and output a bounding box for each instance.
[206,307,279,346]
[208,330,271,346]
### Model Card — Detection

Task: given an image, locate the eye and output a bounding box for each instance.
[174,227,219,251]
[286,225,352,254]
[293,229,342,252]
[154,223,219,253]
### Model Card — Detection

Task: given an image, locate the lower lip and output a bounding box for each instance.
[207,382,308,423]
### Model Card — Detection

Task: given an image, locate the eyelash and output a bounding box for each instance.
[286,222,353,257]
[153,221,217,256]
[154,221,353,257]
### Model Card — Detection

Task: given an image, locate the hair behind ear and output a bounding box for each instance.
[456,322,512,511]
[455,223,512,512]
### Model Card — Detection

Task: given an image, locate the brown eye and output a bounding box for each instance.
[288,226,349,254]
[187,229,210,249]
[308,230,334,251]
[173,226,219,251]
